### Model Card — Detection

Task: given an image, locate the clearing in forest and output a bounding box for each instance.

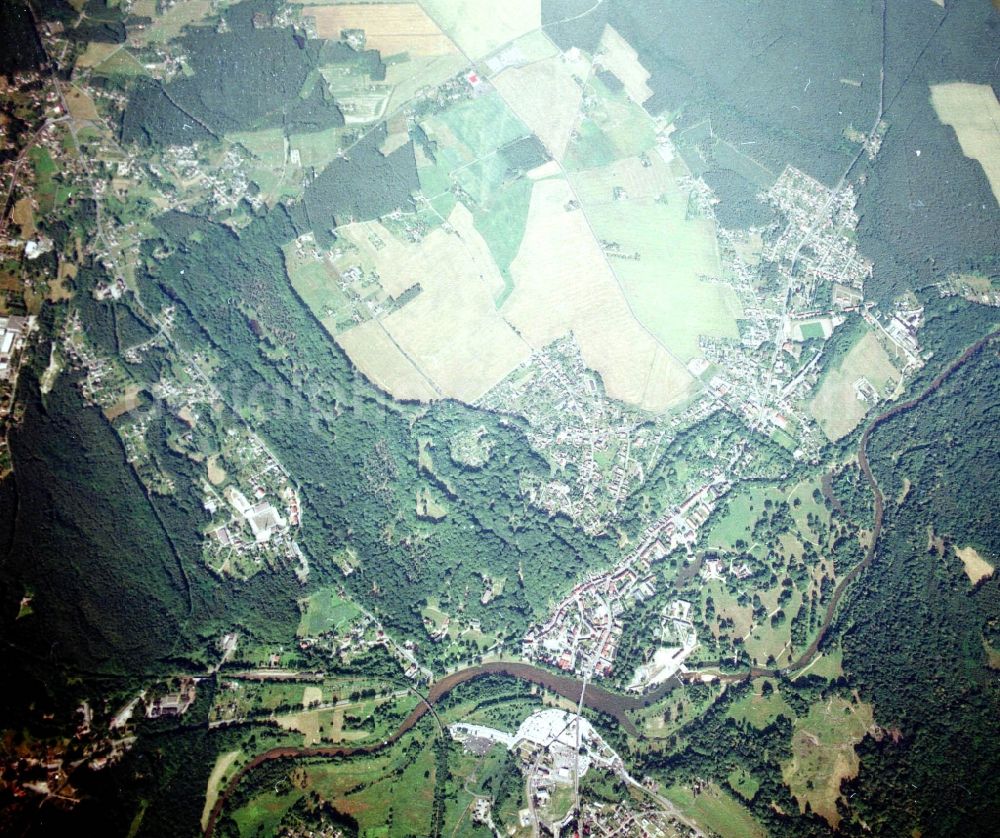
[955,545,994,584]
[782,695,874,828]
[930,82,1000,205]
[500,176,696,412]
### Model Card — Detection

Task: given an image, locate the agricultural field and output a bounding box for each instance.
[492,54,583,161]
[301,3,458,56]
[564,70,658,169]
[333,203,531,403]
[665,781,766,838]
[63,86,99,121]
[809,328,901,440]
[500,176,696,411]
[417,0,540,59]
[128,0,215,46]
[574,157,742,362]
[595,24,653,106]
[782,695,874,827]
[930,82,1000,204]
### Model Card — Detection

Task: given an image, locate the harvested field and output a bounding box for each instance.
[493,55,583,161]
[303,3,457,56]
[337,321,439,401]
[103,385,142,421]
[336,204,530,402]
[417,0,540,59]
[501,177,695,412]
[782,696,873,828]
[810,329,899,440]
[930,82,1000,204]
[596,25,653,105]
[955,545,994,584]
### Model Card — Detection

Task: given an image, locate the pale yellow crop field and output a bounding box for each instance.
[304,3,458,56]
[596,25,653,105]
[493,56,583,161]
[501,177,695,412]
[64,86,100,121]
[336,204,530,403]
[930,82,1000,204]
[201,750,241,831]
[417,0,540,59]
[337,320,440,401]
[809,330,899,441]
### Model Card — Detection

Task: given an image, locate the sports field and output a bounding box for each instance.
[930,82,1000,204]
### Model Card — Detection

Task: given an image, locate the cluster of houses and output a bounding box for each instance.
[524,476,729,679]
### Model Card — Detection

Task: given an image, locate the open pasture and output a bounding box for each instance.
[782,695,874,827]
[809,329,899,441]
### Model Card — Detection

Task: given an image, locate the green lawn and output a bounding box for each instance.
[665,781,766,838]
[298,586,362,637]
[581,192,740,361]
[726,679,794,729]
